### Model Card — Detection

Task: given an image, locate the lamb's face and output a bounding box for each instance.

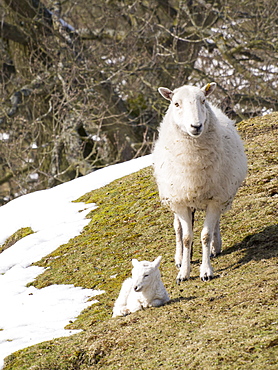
[131,262,154,292]
[131,256,161,292]
[158,83,216,138]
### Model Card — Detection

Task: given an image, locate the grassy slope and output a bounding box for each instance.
[3,114,278,370]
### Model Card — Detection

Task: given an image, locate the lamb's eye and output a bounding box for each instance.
[174,102,179,107]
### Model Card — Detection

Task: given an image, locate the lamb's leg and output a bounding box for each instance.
[175,208,193,284]
[127,300,143,313]
[200,204,221,281]
[112,278,133,317]
[210,219,222,257]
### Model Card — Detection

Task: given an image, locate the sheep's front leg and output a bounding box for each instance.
[200,204,221,281]
[175,208,193,284]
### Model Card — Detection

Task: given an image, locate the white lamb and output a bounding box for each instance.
[153,82,247,283]
[112,256,170,317]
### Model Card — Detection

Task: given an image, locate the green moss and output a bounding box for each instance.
[3,113,278,369]
[0,227,34,253]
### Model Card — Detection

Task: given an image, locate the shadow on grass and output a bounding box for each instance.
[167,295,197,305]
[222,224,278,266]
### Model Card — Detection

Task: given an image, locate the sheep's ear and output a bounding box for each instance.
[153,256,162,268]
[202,82,216,97]
[132,259,139,267]
[158,87,173,101]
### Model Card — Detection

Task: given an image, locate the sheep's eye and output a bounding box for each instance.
[144,274,149,278]
[202,98,206,104]
[174,102,179,107]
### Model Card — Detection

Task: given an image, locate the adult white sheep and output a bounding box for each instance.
[153,82,247,283]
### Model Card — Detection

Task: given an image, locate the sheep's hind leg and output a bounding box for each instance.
[210,219,222,257]
[200,204,221,281]
[174,214,183,268]
[175,208,193,284]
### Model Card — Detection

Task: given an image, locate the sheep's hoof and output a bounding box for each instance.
[200,264,214,281]
[210,250,222,258]
[201,273,213,282]
[176,273,189,285]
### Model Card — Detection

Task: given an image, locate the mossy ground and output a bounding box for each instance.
[0,227,34,254]
[3,114,278,369]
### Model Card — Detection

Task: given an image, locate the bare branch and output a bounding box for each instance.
[0,21,30,44]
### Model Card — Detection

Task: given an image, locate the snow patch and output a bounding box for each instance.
[0,154,153,368]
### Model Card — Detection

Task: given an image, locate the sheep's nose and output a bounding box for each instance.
[191,123,202,131]
[190,123,202,135]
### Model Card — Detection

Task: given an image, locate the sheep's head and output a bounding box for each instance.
[131,256,162,292]
[158,83,216,138]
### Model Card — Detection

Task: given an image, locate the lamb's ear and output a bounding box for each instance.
[158,87,173,101]
[132,259,139,267]
[153,256,162,268]
[201,82,216,97]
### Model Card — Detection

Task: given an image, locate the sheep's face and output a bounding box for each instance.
[158,83,216,138]
[131,256,161,292]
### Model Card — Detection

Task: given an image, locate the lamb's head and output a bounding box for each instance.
[131,256,162,292]
[158,82,216,138]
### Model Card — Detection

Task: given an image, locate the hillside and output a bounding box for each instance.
[3,113,278,369]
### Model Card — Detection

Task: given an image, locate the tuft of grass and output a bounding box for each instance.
[0,227,34,254]
[3,113,278,369]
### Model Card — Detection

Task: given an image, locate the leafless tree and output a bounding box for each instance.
[0,0,277,203]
